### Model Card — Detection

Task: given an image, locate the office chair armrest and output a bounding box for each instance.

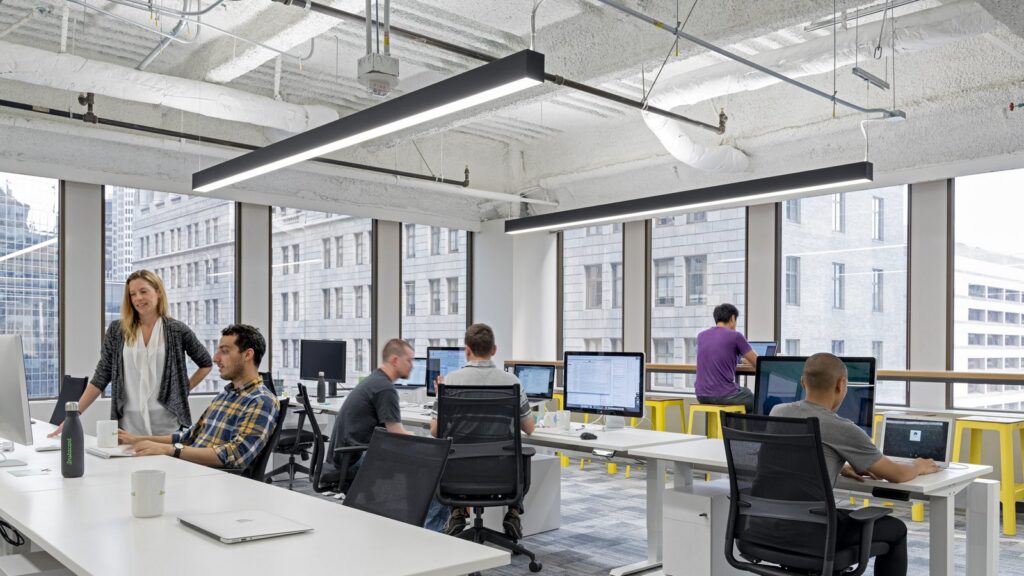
[847,506,892,523]
[846,506,893,576]
[333,445,368,456]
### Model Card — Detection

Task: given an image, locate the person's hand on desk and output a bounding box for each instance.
[117,429,141,445]
[131,440,170,457]
[46,423,64,438]
[840,464,879,482]
[913,457,941,476]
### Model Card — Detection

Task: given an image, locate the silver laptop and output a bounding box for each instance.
[86,444,134,459]
[178,510,313,544]
[878,415,954,469]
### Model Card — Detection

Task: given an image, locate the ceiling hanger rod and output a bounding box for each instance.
[270,0,723,134]
[593,0,904,118]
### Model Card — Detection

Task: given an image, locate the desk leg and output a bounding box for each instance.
[609,458,666,576]
[967,479,999,576]
[929,494,954,576]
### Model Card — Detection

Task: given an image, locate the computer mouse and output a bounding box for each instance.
[580,432,598,440]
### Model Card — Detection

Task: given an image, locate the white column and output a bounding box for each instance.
[745,204,777,340]
[623,220,646,353]
[473,220,514,365]
[236,202,271,368]
[908,180,950,409]
[375,220,400,364]
[61,181,103,379]
[512,230,558,361]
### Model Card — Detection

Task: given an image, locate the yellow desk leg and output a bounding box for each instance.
[1000,427,1017,536]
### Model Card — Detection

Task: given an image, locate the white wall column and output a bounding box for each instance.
[623,220,646,353]
[61,181,103,379]
[745,204,777,340]
[473,220,514,365]
[512,231,557,361]
[908,179,951,409]
[375,220,400,364]
[236,202,271,369]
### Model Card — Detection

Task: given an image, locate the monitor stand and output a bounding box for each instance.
[0,440,26,467]
[588,415,625,431]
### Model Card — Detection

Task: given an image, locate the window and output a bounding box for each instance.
[4,173,59,399]
[785,256,800,306]
[781,186,908,405]
[654,258,674,306]
[872,269,884,312]
[292,339,300,370]
[611,263,622,309]
[281,340,290,368]
[832,263,845,309]
[586,226,602,236]
[354,232,365,266]
[446,338,460,347]
[447,277,459,315]
[584,338,602,351]
[405,224,416,258]
[785,199,801,223]
[429,279,441,315]
[872,341,884,366]
[585,265,603,309]
[653,338,673,363]
[106,187,234,393]
[449,228,459,253]
[272,209,374,387]
[355,339,364,373]
[656,216,675,226]
[609,338,622,352]
[684,255,707,305]
[872,196,885,241]
[954,168,1024,410]
[430,226,441,255]
[403,225,469,357]
[968,308,984,321]
[785,339,800,356]
[831,340,845,355]
[831,193,845,232]
[686,211,707,224]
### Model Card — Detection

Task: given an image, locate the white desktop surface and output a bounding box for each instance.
[0,424,509,576]
[528,426,703,452]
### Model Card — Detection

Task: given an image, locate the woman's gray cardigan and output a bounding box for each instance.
[91,318,213,427]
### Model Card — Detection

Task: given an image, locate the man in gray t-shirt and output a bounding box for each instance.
[765,353,939,576]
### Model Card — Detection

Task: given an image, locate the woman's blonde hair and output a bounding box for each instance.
[120,269,169,344]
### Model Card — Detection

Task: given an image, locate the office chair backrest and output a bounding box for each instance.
[258,371,276,396]
[295,383,323,476]
[721,412,838,570]
[50,376,89,425]
[436,384,524,500]
[342,429,452,526]
[242,397,289,482]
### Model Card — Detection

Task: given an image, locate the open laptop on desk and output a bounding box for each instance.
[878,414,954,469]
[745,341,777,364]
[178,510,312,544]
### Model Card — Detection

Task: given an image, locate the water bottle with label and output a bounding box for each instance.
[61,401,84,478]
[317,371,326,403]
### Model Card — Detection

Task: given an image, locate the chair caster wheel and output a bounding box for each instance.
[529,561,542,572]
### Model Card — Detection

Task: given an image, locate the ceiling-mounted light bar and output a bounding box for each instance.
[193,50,544,193]
[504,162,874,235]
[852,67,891,91]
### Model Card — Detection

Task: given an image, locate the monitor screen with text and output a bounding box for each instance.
[426,347,465,397]
[563,352,645,418]
[513,364,556,400]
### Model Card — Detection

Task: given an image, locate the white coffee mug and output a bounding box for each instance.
[96,420,118,448]
[557,410,571,431]
[543,412,558,428]
[131,470,166,518]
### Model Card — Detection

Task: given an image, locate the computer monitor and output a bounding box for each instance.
[394,358,427,388]
[0,335,32,466]
[513,364,556,400]
[753,356,876,435]
[563,351,645,418]
[299,339,346,385]
[426,347,465,397]
[748,341,778,358]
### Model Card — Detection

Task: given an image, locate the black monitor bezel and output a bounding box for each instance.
[562,351,645,418]
[393,357,427,388]
[513,363,556,400]
[425,346,465,397]
[299,339,347,382]
[753,356,876,432]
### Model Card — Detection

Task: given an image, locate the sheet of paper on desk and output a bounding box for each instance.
[8,468,50,477]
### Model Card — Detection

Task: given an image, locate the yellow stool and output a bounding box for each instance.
[871,413,886,445]
[552,392,565,411]
[952,416,1024,536]
[630,399,686,431]
[687,404,746,439]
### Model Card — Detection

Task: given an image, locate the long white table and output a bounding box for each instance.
[630,438,998,576]
[0,421,509,576]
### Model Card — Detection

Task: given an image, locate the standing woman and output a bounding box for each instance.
[50,270,212,436]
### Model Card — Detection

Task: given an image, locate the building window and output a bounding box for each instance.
[430,226,441,255]
[872,269,884,312]
[685,255,707,305]
[832,263,845,309]
[449,228,459,253]
[355,339,364,373]
[987,310,1003,323]
[405,282,416,316]
[354,232,365,266]
[430,279,441,315]
[1006,335,1020,347]
[967,333,984,345]
[609,338,622,352]
[872,196,885,241]
[831,340,845,355]
[1007,312,1021,324]
[1007,290,1021,303]
[322,289,331,319]
[405,224,416,258]
[292,339,300,370]
[335,287,344,319]
[654,258,674,306]
[447,277,459,315]
[654,338,673,364]
[785,339,800,356]
[968,284,986,298]
[968,308,984,321]
[785,199,801,223]
[988,286,1004,300]
[291,244,300,273]
[322,238,332,269]
[586,226,602,236]
[656,216,674,226]
[584,338,601,351]
[585,265,603,309]
[987,358,1003,370]
[785,256,800,306]
[611,263,622,309]
[354,285,364,318]
[967,358,983,370]
[291,292,300,321]
[686,211,707,224]
[335,236,344,268]
[988,334,1003,346]
[282,340,290,368]
[872,341,884,365]
[831,193,845,232]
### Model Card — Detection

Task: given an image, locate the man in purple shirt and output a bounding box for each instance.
[695,303,757,412]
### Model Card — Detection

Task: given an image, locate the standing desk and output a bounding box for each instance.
[0,422,509,576]
[631,438,998,576]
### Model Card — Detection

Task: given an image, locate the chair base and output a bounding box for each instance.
[456,510,541,573]
[266,457,311,490]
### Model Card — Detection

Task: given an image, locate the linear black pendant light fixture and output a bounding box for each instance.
[504,162,874,234]
[193,50,545,193]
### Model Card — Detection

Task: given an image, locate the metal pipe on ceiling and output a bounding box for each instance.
[593,0,904,118]
[137,0,198,70]
[805,0,919,32]
[269,0,724,134]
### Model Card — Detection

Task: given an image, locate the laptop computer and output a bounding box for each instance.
[878,414,954,469]
[178,510,313,544]
[86,444,134,459]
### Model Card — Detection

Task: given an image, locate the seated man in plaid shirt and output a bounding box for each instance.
[120,324,280,469]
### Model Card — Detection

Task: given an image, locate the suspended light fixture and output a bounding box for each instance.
[193,50,544,193]
[504,162,874,234]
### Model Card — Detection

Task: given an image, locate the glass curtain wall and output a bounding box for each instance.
[401,224,468,356]
[562,224,623,353]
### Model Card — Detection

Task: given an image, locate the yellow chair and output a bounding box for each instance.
[688,404,745,439]
[630,399,686,432]
[552,392,565,412]
[871,413,886,445]
[952,416,1024,536]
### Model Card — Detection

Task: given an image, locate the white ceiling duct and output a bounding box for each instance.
[642,110,749,173]
[0,40,338,133]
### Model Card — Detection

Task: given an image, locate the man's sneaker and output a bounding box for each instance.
[443,507,468,536]
[503,508,523,541]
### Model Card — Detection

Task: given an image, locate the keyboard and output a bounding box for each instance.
[34,443,60,452]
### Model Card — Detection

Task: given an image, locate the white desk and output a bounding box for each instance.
[631,438,998,576]
[0,422,509,576]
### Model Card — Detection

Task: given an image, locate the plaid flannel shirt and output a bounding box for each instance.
[173,377,279,469]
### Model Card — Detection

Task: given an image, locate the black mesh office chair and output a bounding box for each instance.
[225,398,289,482]
[721,413,892,576]
[267,384,319,489]
[310,410,364,496]
[258,371,276,396]
[436,384,541,574]
[49,376,89,425]
[342,428,453,526]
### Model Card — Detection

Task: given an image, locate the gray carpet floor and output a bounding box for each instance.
[287,459,1024,575]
